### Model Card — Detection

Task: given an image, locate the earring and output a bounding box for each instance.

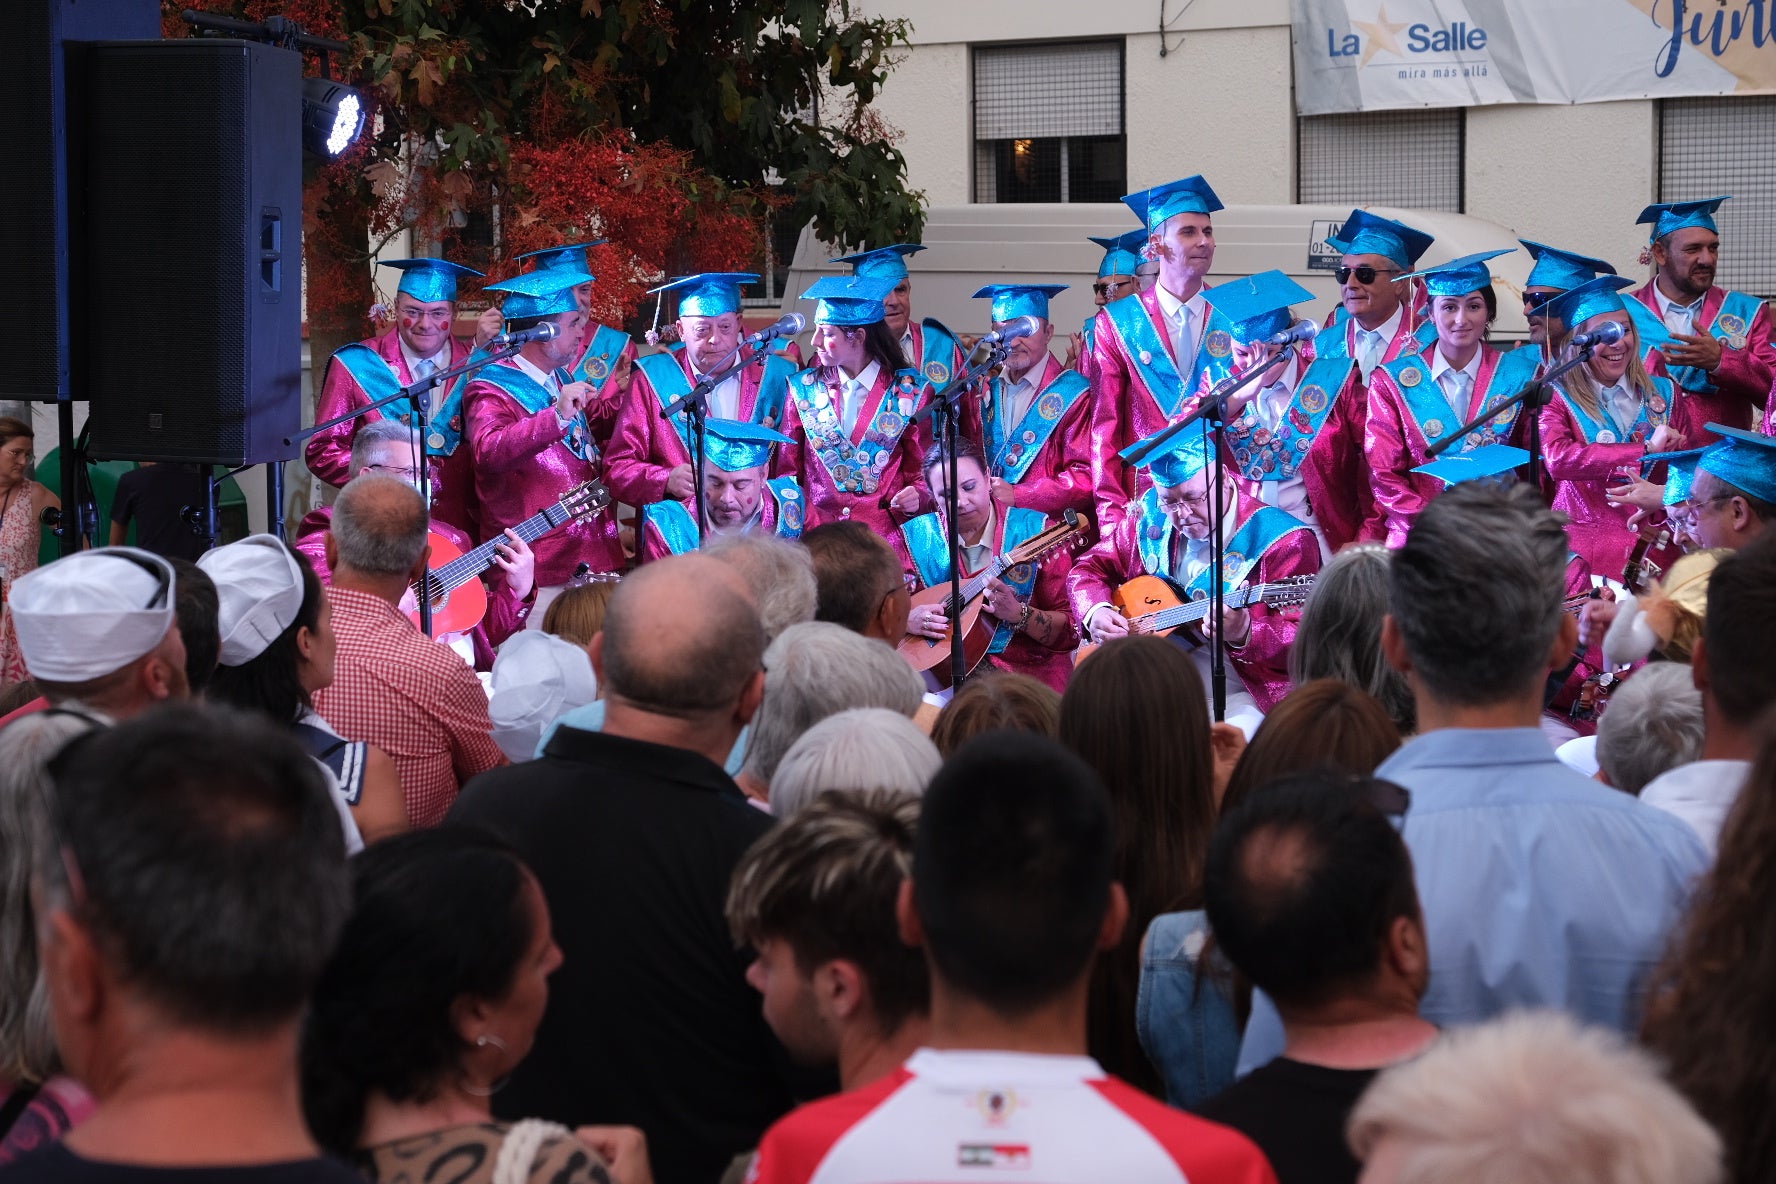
[461,1033,512,1098]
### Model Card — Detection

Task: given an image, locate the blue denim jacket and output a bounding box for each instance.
[1136,909,1243,1110]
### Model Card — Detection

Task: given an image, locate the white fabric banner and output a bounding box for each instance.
[1293,0,1776,115]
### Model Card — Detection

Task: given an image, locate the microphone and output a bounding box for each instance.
[1264,319,1320,346]
[967,316,1044,365]
[488,322,560,348]
[743,312,806,346]
[1571,321,1628,349]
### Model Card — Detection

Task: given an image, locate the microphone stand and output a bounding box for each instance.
[659,329,789,542]
[912,316,1010,691]
[1122,342,1305,722]
[1424,341,1598,483]
[287,339,525,637]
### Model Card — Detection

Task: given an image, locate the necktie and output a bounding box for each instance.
[841,377,865,435]
[1357,329,1384,378]
[1437,369,1472,420]
[1173,305,1195,366]
[412,357,436,381]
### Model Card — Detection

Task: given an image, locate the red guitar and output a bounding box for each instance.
[408,480,611,635]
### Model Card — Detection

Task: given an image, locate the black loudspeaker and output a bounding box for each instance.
[84,39,303,466]
[0,0,159,402]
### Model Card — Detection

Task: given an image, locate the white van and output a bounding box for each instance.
[778,202,1535,346]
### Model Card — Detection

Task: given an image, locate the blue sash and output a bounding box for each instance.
[635,353,696,452]
[1555,376,1675,446]
[765,477,806,540]
[1081,316,1098,353]
[1320,307,1437,363]
[332,343,466,456]
[1103,294,1236,418]
[1379,347,1540,452]
[472,363,596,462]
[1223,355,1350,482]
[985,368,1091,484]
[917,323,961,387]
[788,366,923,495]
[572,324,631,395]
[901,506,1047,654]
[1130,488,1308,597]
[1633,290,1762,394]
[755,350,797,427]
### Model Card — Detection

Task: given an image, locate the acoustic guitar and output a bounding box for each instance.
[1074,573,1317,665]
[897,509,1088,686]
[408,480,612,636]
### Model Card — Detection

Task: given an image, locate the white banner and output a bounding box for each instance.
[1293,0,1776,115]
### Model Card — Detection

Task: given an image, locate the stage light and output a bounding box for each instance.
[302,75,364,157]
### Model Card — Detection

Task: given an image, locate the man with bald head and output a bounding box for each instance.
[451,554,805,1184]
[313,474,505,826]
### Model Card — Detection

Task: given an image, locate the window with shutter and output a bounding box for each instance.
[1660,96,1776,299]
[972,41,1125,204]
[1297,109,1464,212]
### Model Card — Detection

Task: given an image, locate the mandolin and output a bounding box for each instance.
[897,509,1088,686]
[408,480,612,636]
[1074,573,1317,665]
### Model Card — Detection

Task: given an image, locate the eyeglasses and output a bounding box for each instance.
[1093,280,1136,298]
[364,462,423,482]
[1523,291,1556,310]
[1336,265,1401,285]
[1158,492,1210,514]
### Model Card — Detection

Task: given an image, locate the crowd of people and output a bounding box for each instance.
[0,174,1773,1184]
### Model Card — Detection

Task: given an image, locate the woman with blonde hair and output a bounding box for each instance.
[1537,275,1693,579]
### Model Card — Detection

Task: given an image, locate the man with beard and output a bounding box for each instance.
[636,419,806,559]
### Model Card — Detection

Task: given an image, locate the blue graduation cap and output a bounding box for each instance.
[649,273,759,318]
[1327,210,1435,270]
[801,274,896,326]
[483,268,594,321]
[1520,240,1617,292]
[1642,446,1708,506]
[1121,175,1223,232]
[1398,248,1515,299]
[1089,229,1147,279]
[1203,270,1317,345]
[1412,444,1529,488]
[1121,425,1212,488]
[1698,423,1776,504]
[1637,196,1729,243]
[830,244,925,283]
[380,258,483,305]
[1539,274,1635,330]
[515,240,607,274]
[704,418,793,473]
[973,283,1069,323]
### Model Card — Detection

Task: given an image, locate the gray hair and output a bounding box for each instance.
[770,708,941,819]
[1595,663,1705,794]
[742,622,925,787]
[703,533,818,643]
[1349,1010,1723,1184]
[1290,544,1415,733]
[1390,484,1570,707]
[348,418,419,478]
[333,473,428,578]
[0,712,99,1083]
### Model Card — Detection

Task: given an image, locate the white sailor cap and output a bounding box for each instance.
[198,534,308,667]
[11,547,176,682]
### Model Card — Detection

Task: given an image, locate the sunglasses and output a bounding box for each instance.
[1336,265,1401,285]
[1523,291,1555,310]
[1093,280,1135,298]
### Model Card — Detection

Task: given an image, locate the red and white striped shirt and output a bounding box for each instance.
[313,586,505,826]
[748,1049,1277,1184]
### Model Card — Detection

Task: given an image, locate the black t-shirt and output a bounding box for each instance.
[1195,1057,1379,1184]
[110,464,212,562]
[0,1145,364,1184]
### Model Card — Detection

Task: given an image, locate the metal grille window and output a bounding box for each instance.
[973,41,1125,203]
[1660,96,1776,298]
[1298,109,1464,211]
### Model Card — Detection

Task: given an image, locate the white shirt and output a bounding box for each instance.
[1154,284,1207,368]
[1598,380,1642,438]
[1651,281,1706,337]
[959,505,996,575]
[689,356,744,422]
[899,326,917,364]
[1640,758,1751,858]
[999,362,1046,429]
[750,1048,1271,1184]
[1428,346,1484,419]
[397,338,453,418]
[838,360,882,435]
[1350,302,1406,379]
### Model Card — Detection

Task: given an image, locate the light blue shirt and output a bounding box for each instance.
[1238,727,1708,1073]
[535,701,749,778]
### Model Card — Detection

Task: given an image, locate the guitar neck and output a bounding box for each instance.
[423,505,562,594]
[1143,583,1265,631]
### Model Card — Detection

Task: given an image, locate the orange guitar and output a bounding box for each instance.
[1074,573,1316,665]
[408,480,611,636]
[898,510,1087,686]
